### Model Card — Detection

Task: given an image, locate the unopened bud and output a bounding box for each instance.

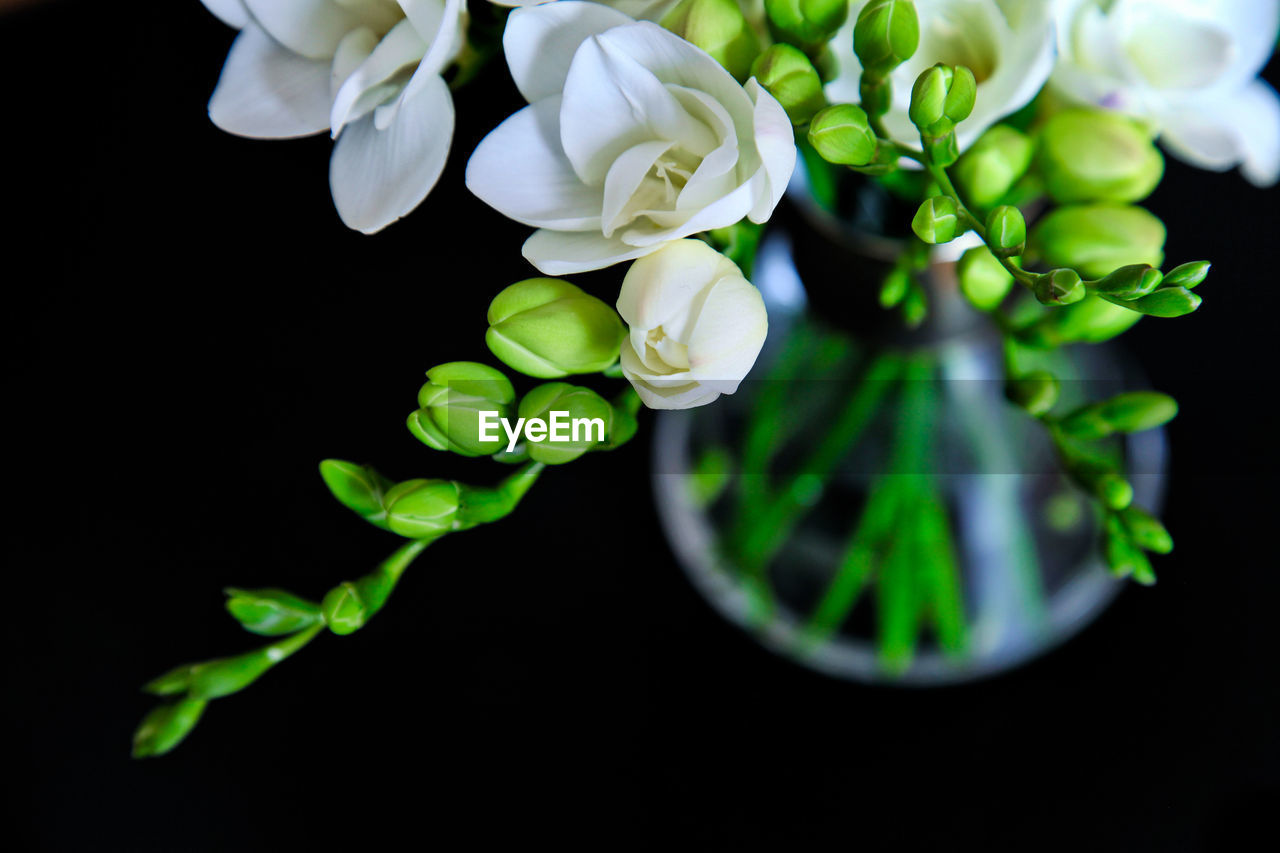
[132,698,207,758]
[1005,370,1058,417]
[517,382,613,465]
[1092,264,1163,299]
[750,44,827,125]
[1119,504,1174,554]
[1030,204,1166,279]
[487,278,624,379]
[1125,286,1201,317]
[807,103,877,165]
[1034,269,1086,306]
[765,0,850,49]
[384,478,461,539]
[1161,260,1210,290]
[957,246,1014,311]
[985,204,1026,257]
[853,0,919,75]
[1037,108,1163,204]
[224,588,322,636]
[911,195,959,243]
[662,0,760,81]
[408,362,515,457]
[953,125,1034,209]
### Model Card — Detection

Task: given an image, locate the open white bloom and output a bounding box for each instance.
[200,0,465,233]
[616,240,767,409]
[827,0,1056,153]
[465,1,795,275]
[1051,0,1280,187]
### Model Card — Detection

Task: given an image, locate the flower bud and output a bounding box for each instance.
[1124,286,1201,317]
[1104,512,1152,582]
[908,64,949,131]
[132,698,207,758]
[766,0,850,51]
[486,278,625,379]
[1037,108,1164,204]
[617,240,767,410]
[1034,269,1086,305]
[1005,370,1058,417]
[384,478,460,539]
[1069,460,1133,511]
[1091,264,1163,299]
[807,103,877,165]
[911,195,959,243]
[953,125,1034,209]
[853,0,919,75]
[1034,295,1142,345]
[1119,504,1173,555]
[408,362,515,457]
[662,0,761,81]
[1029,204,1165,279]
[516,382,613,465]
[1161,260,1210,290]
[957,246,1013,311]
[224,588,322,636]
[319,459,393,530]
[750,44,827,125]
[985,205,1026,257]
[1059,391,1177,439]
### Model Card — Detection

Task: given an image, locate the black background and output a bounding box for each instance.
[6,1,1277,848]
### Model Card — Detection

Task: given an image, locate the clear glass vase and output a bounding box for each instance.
[651,179,1167,685]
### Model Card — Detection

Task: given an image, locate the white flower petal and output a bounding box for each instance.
[466,96,605,231]
[329,18,426,135]
[201,0,250,29]
[331,26,380,101]
[522,229,659,275]
[560,26,718,184]
[686,274,767,393]
[329,71,453,233]
[1159,79,1280,186]
[503,0,638,103]
[601,139,677,237]
[414,0,465,78]
[209,24,333,139]
[243,0,363,60]
[744,79,796,223]
[616,239,736,333]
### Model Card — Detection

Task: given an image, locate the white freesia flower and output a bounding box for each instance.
[616,239,767,409]
[1051,0,1280,187]
[827,0,1056,153]
[200,0,466,233]
[465,1,795,275]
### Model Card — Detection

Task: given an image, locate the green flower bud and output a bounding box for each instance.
[1005,370,1059,417]
[516,382,613,465]
[879,266,912,308]
[944,65,976,122]
[1034,295,1142,345]
[1123,286,1202,317]
[1034,269,1086,306]
[408,362,515,457]
[1161,260,1210,290]
[763,0,849,51]
[486,279,625,379]
[224,588,322,636]
[321,582,366,635]
[1037,108,1164,204]
[662,0,761,81]
[186,650,275,699]
[1104,512,1150,580]
[807,103,877,165]
[1030,204,1166,279]
[750,44,827,125]
[318,459,393,530]
[985,205,1026,257]
[1119,504,1173,555]
[953,125,1034,209]
[911,195,959,243]
[1091,264,1163,300]
[908,64,949,131]
[384,478,460,538]
[1095,471,1134,511]
[1059,391,1177,439]
[853,0,919,75]
[957,246,1014,311]
[132,698,207,758]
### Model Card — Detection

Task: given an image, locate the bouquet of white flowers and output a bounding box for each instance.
[132,0,1277,755]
